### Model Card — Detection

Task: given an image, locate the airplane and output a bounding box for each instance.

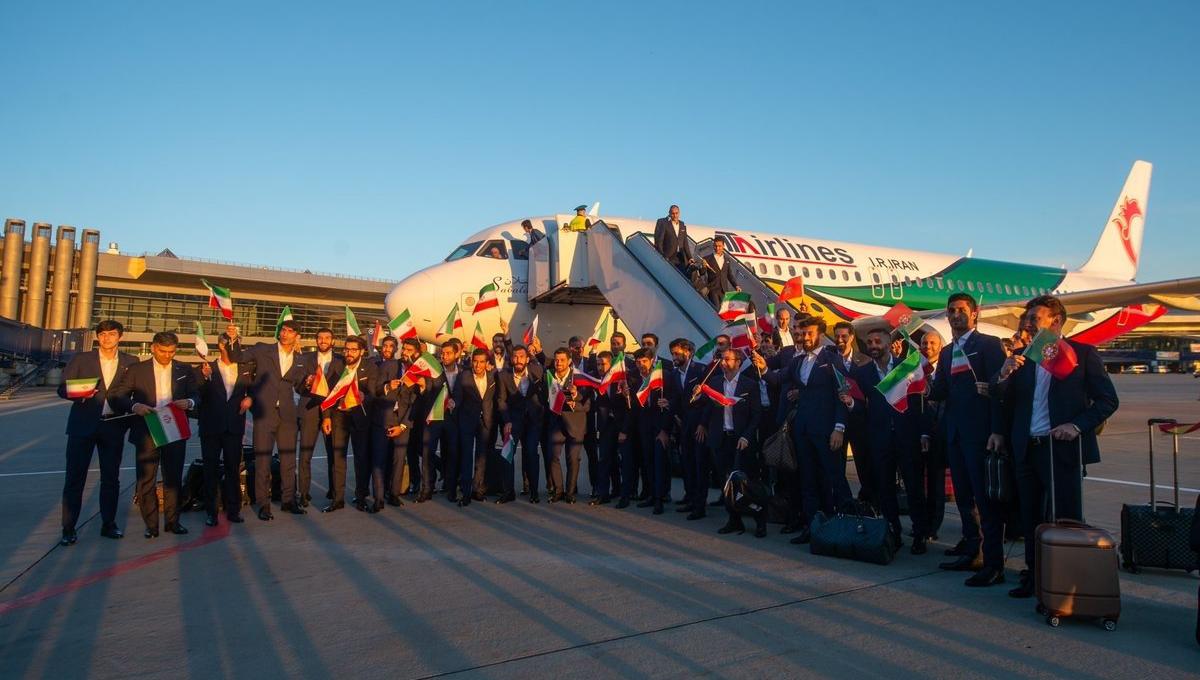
[384,161,1200,353]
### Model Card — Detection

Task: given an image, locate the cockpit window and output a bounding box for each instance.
[476,240,508,260]
[509,239,529,260]
[445,240,484,262]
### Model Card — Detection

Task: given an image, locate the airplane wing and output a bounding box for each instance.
[1037,276,1200,314]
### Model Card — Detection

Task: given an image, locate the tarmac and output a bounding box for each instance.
[0,374,1197,679]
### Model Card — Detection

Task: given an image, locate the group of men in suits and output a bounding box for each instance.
[55,291,1118,602]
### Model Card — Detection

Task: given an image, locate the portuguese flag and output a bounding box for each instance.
[1024,329,1078,380]
[719,292,752,321]
[311,365,330,398]
[344,306,362,337]
[700,383,741,407]
[884,302,923,338]
[201,279,233,320]
[65,377,98,399]
[438,304,462,336]
[470,321,489,351]
[875,350,927,413]
[145,404,191,447]
[388,309,417,340]
[474,282,499,313]
[426,384,448,423]
[636,361,664,406]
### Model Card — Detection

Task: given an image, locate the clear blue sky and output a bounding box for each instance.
[2,1,1197,282]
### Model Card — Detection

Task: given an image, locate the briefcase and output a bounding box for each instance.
[984,447,1015,504]
[762,408,797,472]
[1119,419,1198,573]
[809,509,899,565]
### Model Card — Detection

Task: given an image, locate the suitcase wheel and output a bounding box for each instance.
[1103,619,1117,632]
[1046,615,1061,628]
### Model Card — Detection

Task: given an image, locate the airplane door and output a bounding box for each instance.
[888,272,904,300]
[869,268,885,299]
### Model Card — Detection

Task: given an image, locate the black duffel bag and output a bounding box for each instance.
[762,408,797,472]
[809,506,899,565]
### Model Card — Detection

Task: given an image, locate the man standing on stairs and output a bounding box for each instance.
[654,204,693,276]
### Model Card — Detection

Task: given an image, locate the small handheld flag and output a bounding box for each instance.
[1024,329,1078,380]
[636,361,664,406]
[718,292,752,321]
[371,319,384,348]
[778,276,804,303]
[694,337,718,365]
[700,383,741,407]
[875,351,927,413]
[193,320,209,359]
[573,372,603,390]
[201,280,233,321]
[144,404,192,447]
[470,321,489,351]
[523,314,540,346]
[426,384,448,423]
[587,314,610,349]
[883,302,923,338]
[833,368,865,400]
[600,352,627,390]
[344,306,362,337]
[438,303,462,337]
[474,282,500,313]
[65,377,99,399]
[321,367,362,411]
[1158,422,1200,435]
[499,435,516,463]
[950,343,974,377]
[388,309,417,340]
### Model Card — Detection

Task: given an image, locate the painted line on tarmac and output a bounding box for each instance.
[0,522,232,615]
[1085,476,1199,494]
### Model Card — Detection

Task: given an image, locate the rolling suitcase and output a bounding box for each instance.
[1035,438,1121,630]
[1119,418,1198,573]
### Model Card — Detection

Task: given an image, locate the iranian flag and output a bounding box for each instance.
[201,280,233,320]
[426,384,448,423]
[522,314,539,346]
[371,319,383,348]
[700,383,741,407]
[548,377,567,415]
[833,368,865,400]
[719,292,752,321]
[573,371,603,390]
[636,361,664,406]
[1024,329,1078,380]
[470,321,489,351]
[600,352,627,390]
[388,309,418,340]
[499,435,516,463]
[950,343,974,376]
[274,305,294,338]
[694,337,718,365]
[757,314,775,335]
[193,320,209,359]
[404,352,444,382]
[587,314,610,348]
[725,320,757,350]
[875,351,927,413]
[65,377,98,399]
[144,403,191,447]
[344,306,362,337]
[778,276,804,303]
[320,366,362,411]
[883,302,924,338]
[438,304,462,336]
[474,282,500,313]
[311,365,330,398]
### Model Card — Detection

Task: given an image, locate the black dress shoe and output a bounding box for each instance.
[911,538,927,555]
[636,498,655,508]
[589,496,604,506]
[529,493,541,504]
[282,502,307,515]
[367,502,380,514]
[754,526,768,538]
[708,499,724,508]
[944,539,968,556]
[167,524,189,535]
[686,510,706,521]
[564,495,576,505]
[144,528,159,539]
[718,522,745,535]
[227,513,245,523]
[354,500,370,512]
[100,523,123,539]
[60,529,78,546]
[548,493,563,504]
[386,494,405,507]
[495,492,515,504]
[965,567,1005,587]
[459,496,471,507]
[258,507,274,521]
[415,493,432,503]
[321,502,345,513]
[939,555,983,571]
[614,497,629,509]
[446,492,459,504]
[652,501,664,515]
[789,527,812,545]
[1008,578,1034,598]
[205,515,219,527]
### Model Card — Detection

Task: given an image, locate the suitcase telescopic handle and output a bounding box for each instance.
[1145,418,1183,507]
[1047,436,1085,523]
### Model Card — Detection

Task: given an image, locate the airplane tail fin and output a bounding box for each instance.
[1078,160,1152,282]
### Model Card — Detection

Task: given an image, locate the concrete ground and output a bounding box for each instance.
[0,374,1197,679]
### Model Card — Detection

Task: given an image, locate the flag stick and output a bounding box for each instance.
[691,356,721,403]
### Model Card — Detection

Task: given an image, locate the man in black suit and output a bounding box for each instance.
[832,321,876,512]
[57,319,139,545]
[993,295,1119,598]
[108,331,199,538]
[298,327,342,506]
[542,347,593,504]
[321,335,382,512]
[568,335,600,498]
[227,321,308,520]
[417,342,462,502]
[849,328,930,554]
[625,348,672,514]
[454,348,498,506]
[917,330,947,541]
[498,345,545,503]
[382,338,421,504]
[368,336,406,507]
[653,204,691,272]
[521,219,545,245]
[589,351,628,506]
[665,338,708,517]
[928,292,1009,587]
[697,348,764,535]
[755,314,851,544]
[195,331,255,526]
[702,238,740,307]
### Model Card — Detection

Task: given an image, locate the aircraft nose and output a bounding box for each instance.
[385,271,436,338]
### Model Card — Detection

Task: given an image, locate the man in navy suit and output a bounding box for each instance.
[928,292,1009,587]
[298,327,342,506]
[665,338,708,517]
[498,345,545,503]
[697,348,764,535]
[653,204,692,273]
[367,336,408,508]
[849,328,930,554]
[993,295,1119,598]
[454,348,499,505]
[832,321,877,512]
[321,335,382,512]
[702,238,740,307]
[57,319,139,545]
[589,351,629,506]
[625,348,672,514]
[195,331,255,526]
[227,321,308,520]
[417,342,462,503]
[108,331,200,538]
[755,314,850,544]
[543,347,593,504]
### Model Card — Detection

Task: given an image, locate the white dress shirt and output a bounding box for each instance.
[1030,365,1052,436]
[512,370,529,396]
[153,360,173,408]
[723,374,738,431]
[218,360,238,401]
[473,372,488,398]
[798,350,818,385]
[317,349,333,373]
[278,344,294,375]
[99,352,119,416]
[444,367,459,391]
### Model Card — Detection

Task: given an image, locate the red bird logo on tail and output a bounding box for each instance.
[1112,197,1142,266]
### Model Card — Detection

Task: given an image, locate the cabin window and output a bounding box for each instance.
[788,266,796,276]
[985,282,994,293]
[966,281,975,291]
[774,264,782,275]
[916,278,923,288]
[445,240,484,262]
[829,269,837,280]
[871,273,880,283]
[841,270,849,281]
[803,267,811,278]
[1004,283,1012,295]
[816,269,824,279]
[890,274,898,284]
[476,240,509,260]
[854,271,862,282]
[759,263,767,274]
